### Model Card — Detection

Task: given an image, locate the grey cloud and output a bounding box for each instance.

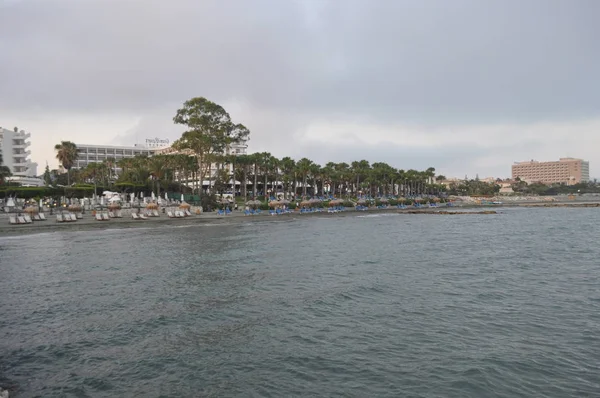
[1,0,599,124]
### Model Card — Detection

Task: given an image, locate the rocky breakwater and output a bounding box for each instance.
[520,203,600,208]
[402,210,498,215]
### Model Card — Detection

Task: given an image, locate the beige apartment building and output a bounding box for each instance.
[512,158,589,185]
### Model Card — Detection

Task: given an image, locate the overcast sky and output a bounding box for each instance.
[1,0,599,178]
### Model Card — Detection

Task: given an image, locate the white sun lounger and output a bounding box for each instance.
[139,213,148,220]
[132,213,140,220]
[18,216,27,224]
[39,213,47,220]
[185,210,192,217]
[102,213,110,221]
[56,214,64,223]
[23,215,33,223]
[176,211,184,218]
[9,216,18,225]
[33,214,41,221]
[167,211,175,218]
[153,210,160,217]
[70,213,78,221]
[95,213,103,221]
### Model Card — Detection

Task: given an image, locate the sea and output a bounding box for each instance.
[1,207,599,397]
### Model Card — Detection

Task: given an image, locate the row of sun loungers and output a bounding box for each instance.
[95,213,110,221]
[167,210,191,218]
[244,209,263,215]
[8,214,46,224]
[57,213,79,222]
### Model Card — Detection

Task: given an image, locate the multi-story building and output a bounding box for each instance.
[73,144,160,172]
[512,158,590,185]
[0,127,38,177]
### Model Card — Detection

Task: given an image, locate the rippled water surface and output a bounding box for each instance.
[1,208,600,397]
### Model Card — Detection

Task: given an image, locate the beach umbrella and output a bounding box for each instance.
[433,197,441,202]
[245,199,261,208]
[398,197,406,202]
[181,193,185,202]
[146,202,159,210]
[165,192,168,200]
[68,204,82,212]
[151,191,156,200]
[269,200,281,208]
[108,203,121,210]
[179,202,191,209]
[379,198,389,203]
[100,197,105,206]
[24,206,39,214]
[357,198,367,204]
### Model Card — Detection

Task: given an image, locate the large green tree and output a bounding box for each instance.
[172,97,250,194]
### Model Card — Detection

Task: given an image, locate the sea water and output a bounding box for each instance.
[1,207,599,397]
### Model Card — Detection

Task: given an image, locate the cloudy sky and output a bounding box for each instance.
[1,0,599,178]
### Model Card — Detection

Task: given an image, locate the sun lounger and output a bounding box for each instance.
[39,213,47,220]
[108,211,115,218]
[115,211,123,218]
[18,216,27,224]
[102,213,110,221]
[184,210,192,217]
[153,210,160,217]
[70,213,78,221]
[167,211,175,218]
[176,211,184,218]
[23,215,33,223]
[9,216,18,225]
[56,214,64,223]
[139,213,148,219]
[33,214,41,221]
[132,213,140,220]
[95,213,103,221]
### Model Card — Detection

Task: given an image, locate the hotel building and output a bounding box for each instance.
[0,127,38,177]
[511,158,590,185]
[73,143,161,171]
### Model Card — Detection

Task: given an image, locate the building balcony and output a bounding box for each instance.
[12,150,31,157]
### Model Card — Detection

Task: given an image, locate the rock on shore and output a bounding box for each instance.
[403,210,498,215]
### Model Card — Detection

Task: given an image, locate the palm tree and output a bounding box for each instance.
[54,141,78,185]
[236,154,253,201]
[280,157,296,199]
[296,158,314,197]
[350,160,370,196]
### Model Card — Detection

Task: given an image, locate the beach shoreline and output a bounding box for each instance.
[2,201,600,237]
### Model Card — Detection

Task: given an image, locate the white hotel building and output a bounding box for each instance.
[74,139,248,186]
[74,144,159,171]
[0,127,38,177]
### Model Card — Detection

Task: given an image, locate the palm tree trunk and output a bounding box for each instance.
[253,164,258,199]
